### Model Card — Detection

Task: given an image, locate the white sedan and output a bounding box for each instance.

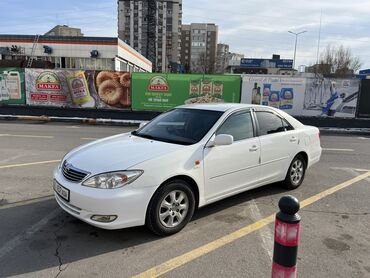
[53,104,321,236]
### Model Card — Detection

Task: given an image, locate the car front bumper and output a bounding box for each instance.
[53,168,156,230]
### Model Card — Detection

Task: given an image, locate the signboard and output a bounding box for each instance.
[359,69,370,75]
[303,78,360,118]
[0,67,26,105]
[240,59,293,69]
[25,69,131,109]
[241,75,305,115]
[357,79,370,118]
[131,73,241,111]
[241,75,360,118]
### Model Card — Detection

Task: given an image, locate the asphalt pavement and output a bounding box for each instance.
[0,121,370,278]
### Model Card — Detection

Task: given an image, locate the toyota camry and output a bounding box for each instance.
[53,104,321,236]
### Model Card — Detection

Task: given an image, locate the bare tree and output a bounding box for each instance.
[318,44,362,77]
[193,52,214,74]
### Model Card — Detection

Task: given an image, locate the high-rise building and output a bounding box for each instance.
[215,43,244,74]
[118,0,182,72]
[180,23,218,74]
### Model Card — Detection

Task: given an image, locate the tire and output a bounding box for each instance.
[281,155,306,190]
[146,179,195,236]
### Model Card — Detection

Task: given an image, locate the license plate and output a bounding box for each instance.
[53,180,70,202]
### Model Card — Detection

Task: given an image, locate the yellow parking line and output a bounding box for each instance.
[133,171,370,278]
[0,134,54,139]
[0,160,60,169]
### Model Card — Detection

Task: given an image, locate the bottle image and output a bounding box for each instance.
[262,84,271,106]
[66,71,92,106]
[251,83,257,104]
[0,75,10,101]
[6,71,22,100]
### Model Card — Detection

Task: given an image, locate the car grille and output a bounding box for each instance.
[62,161,89,183]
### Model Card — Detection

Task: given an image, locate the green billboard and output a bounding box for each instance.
[0,68,26,105]
[131,73,241,111]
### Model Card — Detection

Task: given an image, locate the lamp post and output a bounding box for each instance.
[288,30,307,70]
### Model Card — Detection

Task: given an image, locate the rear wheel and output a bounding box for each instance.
[146,180,195,236]
[281,155,306,189]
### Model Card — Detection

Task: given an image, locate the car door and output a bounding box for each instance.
[203,110,261,202]
[255,109,299,183]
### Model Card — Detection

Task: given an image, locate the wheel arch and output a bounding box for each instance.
[296,151,308,168]
[146,175,200,215]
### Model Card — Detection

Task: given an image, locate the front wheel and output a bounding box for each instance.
[146,180,195,236]
[281,155,306,190]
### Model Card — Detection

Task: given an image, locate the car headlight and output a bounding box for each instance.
[82,170,143,189]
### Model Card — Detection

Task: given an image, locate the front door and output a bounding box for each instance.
[203,110,261,202]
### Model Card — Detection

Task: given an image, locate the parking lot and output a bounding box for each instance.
[0,121,370,278]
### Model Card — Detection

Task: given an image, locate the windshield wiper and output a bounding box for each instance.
[131,131,155,140]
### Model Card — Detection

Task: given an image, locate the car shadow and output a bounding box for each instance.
[0,183,289,277]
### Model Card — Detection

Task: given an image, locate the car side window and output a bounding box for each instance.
[216,112,254,141]
[256,111,285,136]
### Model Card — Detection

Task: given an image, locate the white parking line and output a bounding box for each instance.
[80,137,98,141]
[0,134,54,139]
[247,200,273,259]
[358,137,370,140]
[0,208,60,260]
[322,148,354,152]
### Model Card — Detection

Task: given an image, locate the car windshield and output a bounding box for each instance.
[132,108,223,145]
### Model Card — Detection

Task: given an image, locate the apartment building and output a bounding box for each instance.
[180,23,218,73]
[118,0,182,72]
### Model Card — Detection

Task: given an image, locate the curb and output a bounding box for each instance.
[319,127,370,135]
[0,115,145,126]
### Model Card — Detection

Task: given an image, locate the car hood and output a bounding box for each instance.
[64,133,186,174]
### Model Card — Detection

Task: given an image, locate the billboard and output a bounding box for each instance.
[25,69,131,109]
[303,78,360,118]
[241,75,306,115]
[241,75,361,118]
[0,67,26,105]
[240,59,293,69]
[131,73,241,111]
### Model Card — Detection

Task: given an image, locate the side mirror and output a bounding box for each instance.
[211,134,234,146]
[139,122,148,129]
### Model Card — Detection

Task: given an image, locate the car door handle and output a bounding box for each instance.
[249,145,259,152]
[290,136,297,142]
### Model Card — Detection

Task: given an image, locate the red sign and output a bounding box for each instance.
[50,94,67,102]
[36,83,61,91]
[148,84,169,92]
[30,93,48,101]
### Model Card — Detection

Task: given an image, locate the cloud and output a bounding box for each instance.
[185,0,370,68]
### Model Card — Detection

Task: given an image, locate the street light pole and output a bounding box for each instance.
[288,30,307,70]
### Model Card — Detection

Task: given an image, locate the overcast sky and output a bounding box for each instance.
[1,0,370,69]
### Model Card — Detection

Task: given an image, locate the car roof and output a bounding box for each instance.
[178,103,256,112]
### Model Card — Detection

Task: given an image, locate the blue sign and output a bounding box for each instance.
[359,69,370,75]
[240,58,293,69]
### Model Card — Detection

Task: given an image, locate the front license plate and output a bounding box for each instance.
[53,180,70,202]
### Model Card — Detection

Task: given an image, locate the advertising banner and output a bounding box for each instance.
[131,73,241,111]
[25,69,131,109]
[0,67,26,105]
[241,75,306,116]
[240,59,293,69]
[241,74,360,118]
[303,78,360,118]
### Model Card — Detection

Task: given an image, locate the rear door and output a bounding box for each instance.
[203,110,261,202]
[254,109,299,183]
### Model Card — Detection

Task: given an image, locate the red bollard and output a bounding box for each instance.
[272,195,301,278]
